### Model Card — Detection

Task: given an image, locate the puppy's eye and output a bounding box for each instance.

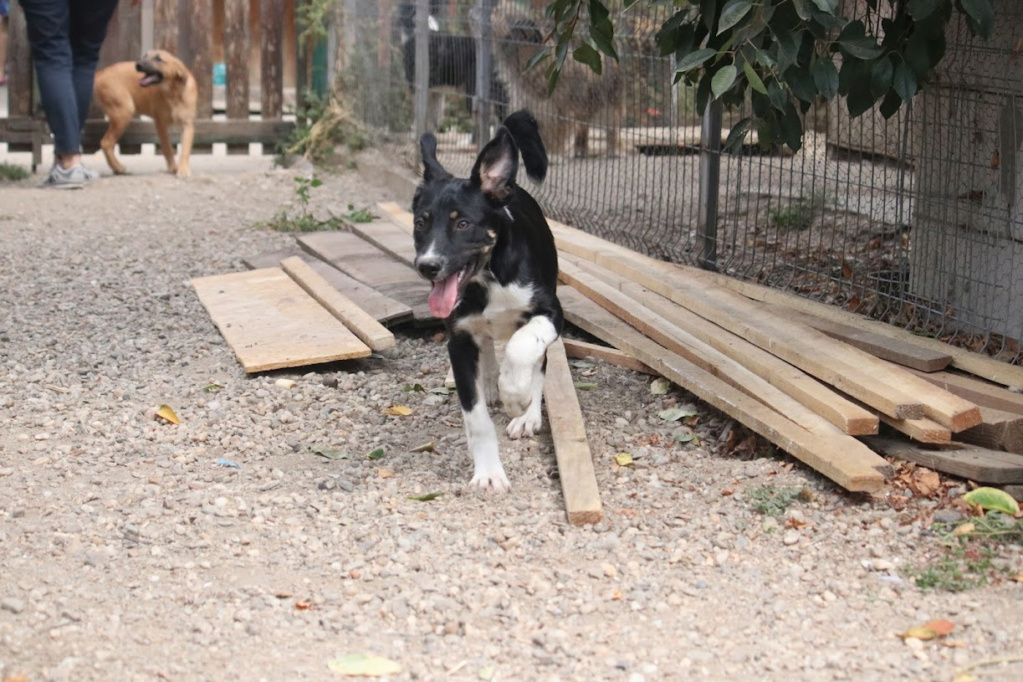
[414,218,425,231]
[456,219,469,230]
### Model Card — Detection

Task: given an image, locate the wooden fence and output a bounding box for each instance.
[0,0,301,169]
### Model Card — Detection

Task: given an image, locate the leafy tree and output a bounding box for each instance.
[536,0,995,151]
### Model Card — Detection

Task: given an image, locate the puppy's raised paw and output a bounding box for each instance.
[499,366,532,418]
[507,409,541,439]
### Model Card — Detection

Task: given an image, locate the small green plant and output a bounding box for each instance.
[911,512,1022,592]
[0,162,30,182]
[263,174,341,233]
[343,204,375,223]
[745,485,809,517]
[769,193,828,231]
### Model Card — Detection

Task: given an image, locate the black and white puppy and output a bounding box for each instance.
[413,110,563,492]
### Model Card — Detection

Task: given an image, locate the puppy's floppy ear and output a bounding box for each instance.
[470,127,518,202]
[419,133,451,184]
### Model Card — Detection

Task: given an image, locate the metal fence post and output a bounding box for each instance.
[414,0,430,152]
[698,99,723,271]
[474,0,494,149]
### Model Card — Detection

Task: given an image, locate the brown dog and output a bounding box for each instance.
[93,49,197,176]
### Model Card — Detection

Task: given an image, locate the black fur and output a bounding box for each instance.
[412,109,563,491]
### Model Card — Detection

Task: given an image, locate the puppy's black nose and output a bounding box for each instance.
[416,258,442,280]
[135,61,145,72]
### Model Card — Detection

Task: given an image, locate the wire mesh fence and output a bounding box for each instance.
[334,0,1023,365]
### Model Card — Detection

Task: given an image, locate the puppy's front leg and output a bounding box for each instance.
[500,315,559,420]
[450,332,509,492]
[478,335,498,406]
[177,121,195,177]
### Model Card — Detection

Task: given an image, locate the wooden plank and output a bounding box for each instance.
[549,219,1023,389]
[296,231,438,326]
[551,220,982,431]
[7,0,32,118]
[572,261,879,436]
[779,307,953,372]
[188,0,215,120]
[958,407,1023,455]
[72,119,295,147]
[878,414,952,444]
[344,217,418,268]
[911,370,1023,415]
[224,0,251,154]
[562,338,657,375]
[280,256,396,353]
[191,268,371,372]
[559,287,890,493]
[260,0,286,119]
[544,338,603,526]
[865,437,1023,485]
[561,262,852,440]
[243,248,414,326]
[378,201,414,233]
[154,0,179,53]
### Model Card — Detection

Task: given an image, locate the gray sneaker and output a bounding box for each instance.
[40,163,93,189]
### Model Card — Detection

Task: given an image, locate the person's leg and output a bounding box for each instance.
[68,0,119,133]
[19,0,80,161]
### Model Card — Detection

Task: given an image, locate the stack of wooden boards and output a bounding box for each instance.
[226,201,1023,498]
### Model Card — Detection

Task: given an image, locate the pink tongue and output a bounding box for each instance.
[428,272,461,318]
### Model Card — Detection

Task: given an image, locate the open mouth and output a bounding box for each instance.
[427,262,476,319]
[136,65,163,87]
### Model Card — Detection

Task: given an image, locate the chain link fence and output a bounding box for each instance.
[333,0,1023,365]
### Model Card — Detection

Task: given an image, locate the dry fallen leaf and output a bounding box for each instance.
[614,452,634,467]
[376,468,395,479]
[911,468,941,497]
[900,618,955,640]
[327,653,403,677]
[381,405,413,417]
[294,598,314,611]
[155,404,180,425]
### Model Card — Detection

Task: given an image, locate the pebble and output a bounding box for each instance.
[1,597,26,615]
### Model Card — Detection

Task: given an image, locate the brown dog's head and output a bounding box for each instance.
[135,49,185,87]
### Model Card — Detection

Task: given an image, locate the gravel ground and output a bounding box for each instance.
[1,152,1022,682]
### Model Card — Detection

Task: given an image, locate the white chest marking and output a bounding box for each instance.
[454,281,534,341]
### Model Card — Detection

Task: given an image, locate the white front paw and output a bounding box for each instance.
[470,466,511,492]
[507,410,542,439]
[499,365,533,418]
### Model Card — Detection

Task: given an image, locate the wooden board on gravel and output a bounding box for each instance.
[865,437,1023,484]
[191,268,371,372]
[544,337,603,526]
[296,231,437,326]
[243,248,413,327]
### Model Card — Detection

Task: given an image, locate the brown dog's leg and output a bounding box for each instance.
[574,125,589,158]
[100,117,130,174]
[153,118,179,175]
[176,122,194,177]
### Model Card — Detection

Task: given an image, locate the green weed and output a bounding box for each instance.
[769,193,829,231]
[745,485,810,517]
[343,204,375,223]
[0,162,31,182]
[263,174,342,233]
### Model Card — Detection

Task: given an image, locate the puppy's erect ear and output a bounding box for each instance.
[419,133,451,184]
[470,128,518,202]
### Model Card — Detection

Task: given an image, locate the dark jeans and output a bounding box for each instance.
[20,0,119,156]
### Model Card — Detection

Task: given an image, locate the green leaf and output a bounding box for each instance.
[743,60,768,95]
[963,487,1020,515]
[202,383,224,392]
[650,377,671,395]
[675,47,717,73]
[524,47,550,73]
[893,61,918,102]
[869,57,894,98]
[588,0,618,60]
[811,57,839,100]
[614,452,635,467]
[407,492,443,502]
[811,0,839,11]
[659,406,698,422]
[327,653,403,676]
[878,90,903,119]
[310,444,347,460]
[837,20,883,60]
[722,117,755,154]
[791,0,813,21]
[366,447,385,460]
[770,26,800,72]
[960,0,994,40]
[711,64,738,98]
[573,381,599,391]
[718,0,752,34]
[573,43,603,74]
[908,0,939,21]
[784,64,817,104]
[778,103,804,152]
[402,383,425,393]
[410,442,435,453]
